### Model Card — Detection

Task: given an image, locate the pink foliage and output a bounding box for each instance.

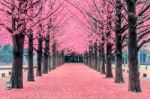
[0,0,150,53]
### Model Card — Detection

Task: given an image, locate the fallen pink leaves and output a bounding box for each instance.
[0,63,150,99]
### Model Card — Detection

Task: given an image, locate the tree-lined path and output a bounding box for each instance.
[0,63,150,99]
[0,0,150,98]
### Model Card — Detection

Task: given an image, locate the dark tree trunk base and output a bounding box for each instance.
[106,73,113,78]
[43,54,49,74]
[106,42,113,78]
[114,59,124,83]
[100,59,105,74]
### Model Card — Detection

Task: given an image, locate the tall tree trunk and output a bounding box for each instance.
[59,52,62,65]
[94,42,98,70]
[56,52,59,66]
[56,51,59,66]
[10,0,27,88]
[87,52,90,66]
[43,35,50,74]
[36,37,43,76]
[62,51,65,65]
[115,0,124,83]
[97,45,102,72]
[88,48,92,67]
[91,46,94,69]
[11,34,25,88]
[52,42,56,69]
[60,51,64,65]
[84,52,87,64]
[86,52,88,65]
[48,53,51,71]
[49,52,53,70]
[60,52,62,65]
[106,42,113,78]
[126,0,141,92]
[100,41,105,74]
[28,33,34,81]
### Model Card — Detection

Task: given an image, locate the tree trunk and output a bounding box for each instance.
[115,0,124,83]
[91,46,95,69]
[84,52,88,65]
[52,42,56,69]
[11,34,25,88]
[86,52,89,65]
[49,53,53,71]
[100,42,105,74]
[56,51,58,66]
[43,35,50,74]
[88,49,92,67]
[56,52,59,66]
[28,33,34,81]
[94,42,98,70]
[60,51,64,65]
[56,51,59,66]
[97,45,102,72]
[106,42,113,78]
[48,53,51,71]
[36,37,43,76]
[62,51,65,64]
[126,0,141,92]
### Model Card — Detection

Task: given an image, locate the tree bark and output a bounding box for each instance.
[97,45,102,72]
[115,0,124,83]
[91,46,95,69]
[43,35,50,74]
[94,42,98,70]
[60,51,64,65]
[11,34,25,88]
[27,33,34,81]
[106,42,113,78]
[52,42,56,69]
[56,51,59,66]
[84,52,87,65]
[36,37,43,76]
[48,52,51,71]
[88,47,92,68]
[96,47,100,71]
[126,0,141,92]
[100,41,105,74]
[86,52,88,65]
[49,53,53,71]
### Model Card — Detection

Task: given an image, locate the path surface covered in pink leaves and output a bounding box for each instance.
[0,63,150,99]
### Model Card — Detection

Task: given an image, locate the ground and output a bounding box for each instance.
[0,63,150,99]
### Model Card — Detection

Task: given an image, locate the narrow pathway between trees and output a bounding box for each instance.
[0,63,150,99]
